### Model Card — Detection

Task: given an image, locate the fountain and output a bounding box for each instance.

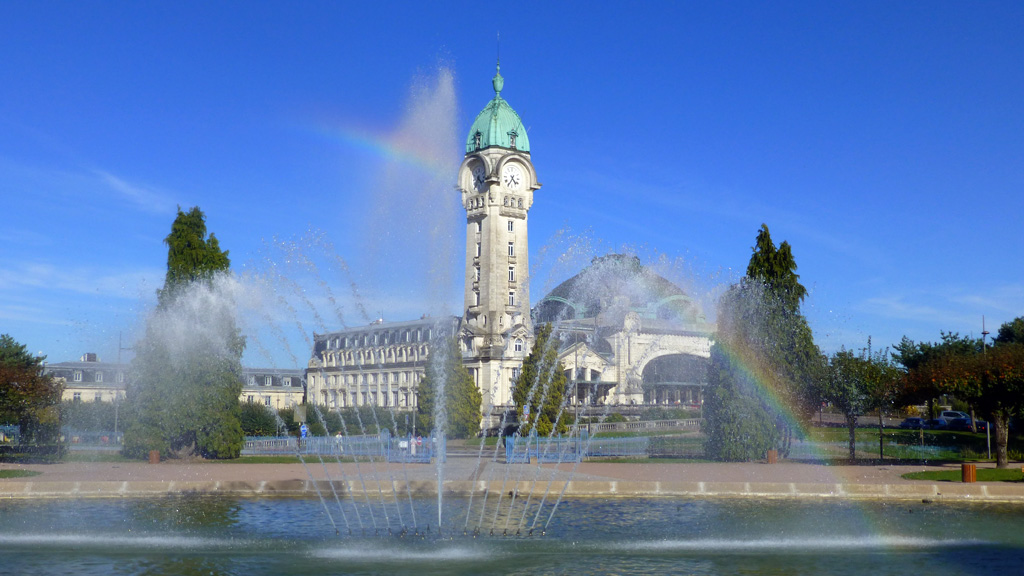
[4,65,1024,575]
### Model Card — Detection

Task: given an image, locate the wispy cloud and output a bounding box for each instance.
[0,301,75,326]
[0,152,177,216]
[857,282,1023,335]
[949,284,1024,317]
[553,166,884,269]
[0,261,164,299]
[91,169,176,214]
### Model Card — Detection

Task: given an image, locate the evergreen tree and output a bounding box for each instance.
[0,334,62,445]
[123,207,245,459]
[416,335,481,439]
[703,224,824,460]
[512,324,569,436]
[701,347,778,460]
[746,224,808,313]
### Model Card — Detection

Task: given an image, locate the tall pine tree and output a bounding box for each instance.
[704,224,823,460]
[123,207,245,459]
[512,324,569,436]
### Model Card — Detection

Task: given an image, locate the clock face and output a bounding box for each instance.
[502,164,523,191]
[471,165,486,191]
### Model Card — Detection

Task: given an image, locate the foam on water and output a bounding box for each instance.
[309,543,495,562]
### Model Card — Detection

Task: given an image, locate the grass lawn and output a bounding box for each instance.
[902,468,1024,482]
[585,456,716,464]
[592,429,695,439]
[0,469,42,478]
[64,452,133,463]
[805,425,1020,461]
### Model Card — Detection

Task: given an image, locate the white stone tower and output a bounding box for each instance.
[457,64,539,409]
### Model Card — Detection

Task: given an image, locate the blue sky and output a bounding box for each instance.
[2,1,1022,368]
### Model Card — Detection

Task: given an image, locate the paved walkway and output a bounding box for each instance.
[3,457,1021,502]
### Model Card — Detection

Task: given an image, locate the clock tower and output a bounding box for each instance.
[457,64,538,409]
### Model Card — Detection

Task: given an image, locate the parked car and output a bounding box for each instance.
[947,418,976,432]
[941,410,970,421]
[945,418,989,433]
[924,418,948,430]
[899,417,926,430]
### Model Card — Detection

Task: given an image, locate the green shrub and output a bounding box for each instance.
[240,402,278,437]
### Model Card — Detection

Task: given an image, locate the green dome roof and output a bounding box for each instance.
[465,65,530,154]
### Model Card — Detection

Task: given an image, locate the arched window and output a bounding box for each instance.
[515,339,524,353]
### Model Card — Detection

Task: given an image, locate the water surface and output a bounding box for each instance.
[0,496,1019,575]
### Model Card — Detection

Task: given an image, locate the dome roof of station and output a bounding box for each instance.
[465,64,530,154]
[533,255,706,326]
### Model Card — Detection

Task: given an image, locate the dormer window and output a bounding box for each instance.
[508,130,517,149]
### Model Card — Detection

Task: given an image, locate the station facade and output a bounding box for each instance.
[305,66,715,419]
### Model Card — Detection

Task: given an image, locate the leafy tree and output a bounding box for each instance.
[893,332,981,419]
[822,344,901,459]
[994,316,1024,345]
[333,406,386,436]
[703,225,824,460]
[907,336,1024,468]
[123,207,245,459]
[417,335,481,439]
[0,335,62,445]
[276,406,301,436]
[512,324,569,436]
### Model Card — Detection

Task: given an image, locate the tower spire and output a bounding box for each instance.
[493,32,504,96]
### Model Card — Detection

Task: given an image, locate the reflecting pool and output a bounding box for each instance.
[1,496,1021,575]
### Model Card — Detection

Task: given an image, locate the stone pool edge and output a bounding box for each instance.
[2,479,1022,503]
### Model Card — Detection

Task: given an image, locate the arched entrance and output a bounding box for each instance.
[641,354,707,406]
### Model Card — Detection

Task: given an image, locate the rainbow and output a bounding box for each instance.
[711,338,813,440]
[304,119,453,178]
